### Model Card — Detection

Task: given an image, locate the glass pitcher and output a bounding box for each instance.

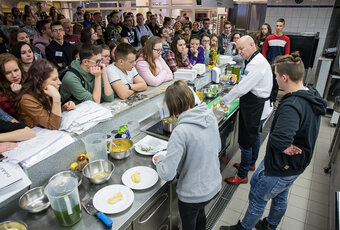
[45,173,82,227]
[82,133,108,162]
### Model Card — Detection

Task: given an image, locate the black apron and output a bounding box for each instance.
[238,50,267,149]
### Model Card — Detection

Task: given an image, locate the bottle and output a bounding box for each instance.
[208,44,217,68]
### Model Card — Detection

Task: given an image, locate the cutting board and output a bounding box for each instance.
[207,97,239,117]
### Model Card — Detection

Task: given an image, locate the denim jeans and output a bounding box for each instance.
[0,109,13,122]
[240,160,299,230]
[178,197,213,230]
[238,119,266,178]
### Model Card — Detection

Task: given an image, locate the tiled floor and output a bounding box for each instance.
[214,115,334,230]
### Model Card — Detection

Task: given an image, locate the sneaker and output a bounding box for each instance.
[233,163,256,171]
[255,218,274,230]
[225,175,248,184]
[220,220,244,230]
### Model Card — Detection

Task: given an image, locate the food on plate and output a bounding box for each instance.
[224,106,229,112]
[213,102,217,106]
[140,145,153,152]
[108,192,123,205]
[213,105,217,110]
[131,172,141,183]
[90,172,108,179]
[162,117,178,124]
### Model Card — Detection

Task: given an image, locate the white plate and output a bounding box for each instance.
[93,184,134,214]
[134,135,168,156]
[122,166,159,190]
[152,151,167,166]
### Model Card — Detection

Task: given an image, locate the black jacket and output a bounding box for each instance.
[45,40,71,71]
[264,86,327,176]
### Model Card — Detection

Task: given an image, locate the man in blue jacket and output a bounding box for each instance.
[220,52,327,230]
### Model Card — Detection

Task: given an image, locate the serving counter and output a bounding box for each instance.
[0,64,240,230]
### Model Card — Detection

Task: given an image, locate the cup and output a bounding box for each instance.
[82,133,108,162]
[44,174,82,227]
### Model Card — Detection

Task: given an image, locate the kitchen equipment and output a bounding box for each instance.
[127,121,140,138]
[122,166,159,190]
[49,170,82,187]
[82,160,115,184]
[0,221,28,230]
[211,67,221,83]
[162,117,178,133]
[203,87,218,99]
[18,187,50,213]
[81,195,113,227]
[174,69,198,81]
[82,133,108,162]
[192,64,206,75]
[44,173,82,227]
[93,184,134,214]
[219,55,232,64]
[108,138,134,160]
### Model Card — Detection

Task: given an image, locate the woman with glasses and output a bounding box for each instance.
[80,27,98,45]
[11,42,35,73]
[200,33,210,65]
[136,36,173,87]
[17,59,75,130]
[101,44,111,67]
[0,53,26,117]
[164,35,192,72]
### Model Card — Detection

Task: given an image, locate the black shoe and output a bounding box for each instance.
[255,218,275,230]
[220,220,244,230]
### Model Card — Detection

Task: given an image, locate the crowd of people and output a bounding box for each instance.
[0,4,328,230]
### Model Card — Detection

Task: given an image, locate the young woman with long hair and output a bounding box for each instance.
[9,28,42,60]
[255,23,272,52]
[187,35,204,65]
[80,27,98,45]
[17,59,75,130]
[164,35,192,72]
[136,36,173,86]
[11,41,35,73]
[0,53,26,116]
[92,23,105,44]
[200,33,210,65]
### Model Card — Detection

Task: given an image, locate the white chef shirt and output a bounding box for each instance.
[106,63,139,85]
[222,52,273,120]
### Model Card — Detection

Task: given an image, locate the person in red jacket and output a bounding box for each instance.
[262,18,290,64]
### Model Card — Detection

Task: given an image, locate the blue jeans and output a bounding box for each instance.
[238,119,266,178]
[240,160,298,230]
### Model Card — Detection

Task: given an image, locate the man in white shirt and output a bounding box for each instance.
[135,13,153,47]
[106,43,147,99]
[220,35,273,184]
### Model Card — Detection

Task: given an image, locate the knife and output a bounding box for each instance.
[81,195,113,227]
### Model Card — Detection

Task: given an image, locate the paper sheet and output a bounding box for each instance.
[0,162,31,203]
[2,127,74,168]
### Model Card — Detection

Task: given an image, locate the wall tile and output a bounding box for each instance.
[300,8,311,18]
[298,17,308,28]
[315,17,325,29]
[310,8,319,17]
[317,8,328,18]
[307,17,316,28]
[323,17,331,28]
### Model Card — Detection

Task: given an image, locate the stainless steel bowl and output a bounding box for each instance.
[18,187,50,213]
[162,117,178,133]
[108,138,134,160]
[49,170,82,187]
[82,159,115,184]
[0,221,28,230]
[203,88,218,98]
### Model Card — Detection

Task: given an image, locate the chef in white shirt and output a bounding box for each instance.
[220,35,273,185]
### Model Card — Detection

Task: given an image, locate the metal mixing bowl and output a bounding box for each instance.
[82,159,115,184]
[0,221,28,230]
[18,187,50,213]
[203,88,218,98]
[108,138,134,160]
[162,117,178,133]
[49,170,82,187]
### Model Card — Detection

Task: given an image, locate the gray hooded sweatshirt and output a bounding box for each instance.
[156,103,222,203]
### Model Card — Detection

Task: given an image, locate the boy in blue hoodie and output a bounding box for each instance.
[154,80,222,230]
[220,52,327,230]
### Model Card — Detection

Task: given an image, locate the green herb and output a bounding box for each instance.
[141,146,153,152]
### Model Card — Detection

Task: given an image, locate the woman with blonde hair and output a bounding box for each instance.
[136,36,173,86]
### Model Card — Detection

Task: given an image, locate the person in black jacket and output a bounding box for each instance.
[45,21,71,73]
[220,52,327,230]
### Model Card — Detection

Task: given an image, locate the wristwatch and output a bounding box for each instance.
[127,84,132,90]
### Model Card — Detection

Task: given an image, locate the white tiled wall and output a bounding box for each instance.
[265,0,335,83]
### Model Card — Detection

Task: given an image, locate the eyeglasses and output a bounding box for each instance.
[52,28,64,33]
[86,58,103,65]
[153,48,163,54]
[103,55,111,59]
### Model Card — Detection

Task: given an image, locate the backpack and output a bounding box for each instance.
[60,67,86,104]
